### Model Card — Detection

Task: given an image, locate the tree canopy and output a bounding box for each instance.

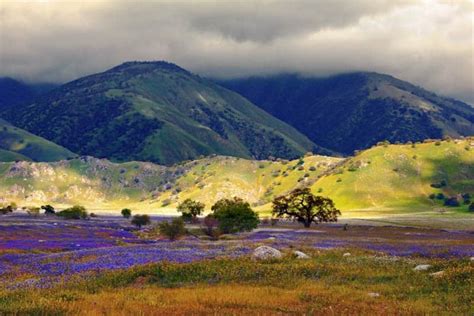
[272,188,340,227]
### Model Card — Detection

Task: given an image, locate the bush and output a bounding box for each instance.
[121,208,132,219]
[444,197,460,207]
[469,202,474,212]
[159,217,186,241]
[131,214,151,229]
[436,193,445,200]
[27,207,40,217]
[0,204,15,214]
[41,205,55,215]
[57,205,88,219]
[210,197,259,234]
[201,215,221,240]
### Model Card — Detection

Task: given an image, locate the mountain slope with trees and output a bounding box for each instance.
[220,73,474,154]
[2,62,320,165]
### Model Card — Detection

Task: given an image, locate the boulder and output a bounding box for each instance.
[293,250,310,259]
[368,292,380,298]
[343,252,351,257]
[413,264,431,271]
[252,246,282,261]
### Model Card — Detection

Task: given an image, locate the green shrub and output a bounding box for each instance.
[469,202,474,212]
[41,205,55,214]
[57,205,88,220]
[121,208,132,219]
[159,217,186,241]
[131,214,151,229]
[211,197,259,234]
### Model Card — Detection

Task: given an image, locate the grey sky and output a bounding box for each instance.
[0,0,472,104]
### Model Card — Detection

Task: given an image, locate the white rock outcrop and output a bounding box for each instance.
[293,250,310,259]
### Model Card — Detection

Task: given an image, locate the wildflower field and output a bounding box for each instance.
[0,213,473,314]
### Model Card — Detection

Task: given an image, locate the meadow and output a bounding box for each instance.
[0,212,472,314]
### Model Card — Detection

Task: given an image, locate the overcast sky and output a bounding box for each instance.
[0,0,473,104]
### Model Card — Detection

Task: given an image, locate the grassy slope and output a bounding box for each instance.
[0,119,76,162]
[312,139,474,216]
[0,139,472,219]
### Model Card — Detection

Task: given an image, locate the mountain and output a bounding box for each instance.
[2,62,320,165]
[0,77,58,111]
[0,119,76,162]
[0,138,472,216]
[220,73,474,155]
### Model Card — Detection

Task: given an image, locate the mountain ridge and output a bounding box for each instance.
[2,61,322,165]
[220,72,474,154]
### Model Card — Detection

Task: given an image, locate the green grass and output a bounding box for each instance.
[1,249,472,314]
[0,119,76,162]
[0,139,472,223]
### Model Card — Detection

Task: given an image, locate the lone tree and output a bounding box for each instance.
[177,199,205,222]
[131,214,151,229]
[121,208,132,219]
[211,197,259,233]
[272,188,340,228]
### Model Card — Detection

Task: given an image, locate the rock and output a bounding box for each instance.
[430,271,445,277]
[252,246,282,261]
[293,250,310,259]
[470,257,474,261]
[413,264,431,271]
[343,252,351,257]
[267,237,276,241]
[368,292,380,298]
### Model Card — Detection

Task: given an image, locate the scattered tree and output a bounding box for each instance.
[211,197,259,233]
[272,188,340,228]
[131,214,151,229]
[0,204,15,214]
[121,208,132,219]
[57,205,88,220]
[41,205,55,215]
[158,217,186,241]
[177,199,204,222]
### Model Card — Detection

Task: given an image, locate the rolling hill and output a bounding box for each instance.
[220,73,474,155]
[0,138,472,216]
[2,62,320,165]
[0,119,76,162]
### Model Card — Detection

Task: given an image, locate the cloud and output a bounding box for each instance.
[0,0,472,104]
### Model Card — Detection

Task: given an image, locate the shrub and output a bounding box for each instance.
[57,205,88,220]
[428,193,436,199]
[177,199,204,222]
[210,197,259,233]
[27,207,40,217]
[436,193,445,200]
[159,217,186,241]
[444,197,460,207]
[469,202,474,212]
[121,208,132,219]
[201,215,221,240]
[0,204,15,214]
[131,214,151,229]
[41,205,55,215]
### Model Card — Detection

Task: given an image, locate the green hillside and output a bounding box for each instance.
[2,62,320,165]
[311,139,474,215]
[0,138,472,217]
[0,119,76,162]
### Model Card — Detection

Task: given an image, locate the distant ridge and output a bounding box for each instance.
[220,72,474,154]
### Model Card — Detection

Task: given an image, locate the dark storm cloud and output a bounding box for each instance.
[0,0,472,104]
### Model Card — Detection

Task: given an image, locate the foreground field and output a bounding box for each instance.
[0,214,472,314]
